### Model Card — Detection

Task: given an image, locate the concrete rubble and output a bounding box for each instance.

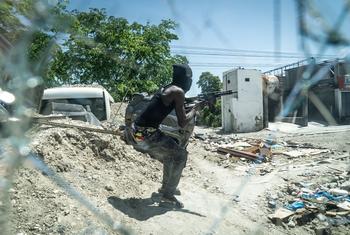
[191,127,350,234]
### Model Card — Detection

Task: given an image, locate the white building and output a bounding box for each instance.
[222,68,264,133]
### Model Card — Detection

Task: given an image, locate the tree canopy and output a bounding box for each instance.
[197,71,222,94]
[1,2,187,101]
[49,8,187,100]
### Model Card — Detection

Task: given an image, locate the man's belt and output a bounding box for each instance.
[133,124,158,141]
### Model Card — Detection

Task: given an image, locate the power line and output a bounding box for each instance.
[171,45,337,57]
[171,50,334,59]
[188,62,286,68]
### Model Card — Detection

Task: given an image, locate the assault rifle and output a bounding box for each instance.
[184,90,235,111]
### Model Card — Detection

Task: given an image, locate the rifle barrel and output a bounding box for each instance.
[186,90,236,101]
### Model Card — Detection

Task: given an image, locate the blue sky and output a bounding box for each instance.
[68,0,350,95]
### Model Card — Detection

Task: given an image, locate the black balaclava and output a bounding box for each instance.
[172,64,193,93]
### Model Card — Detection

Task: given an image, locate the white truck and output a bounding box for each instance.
[39,86,114,122]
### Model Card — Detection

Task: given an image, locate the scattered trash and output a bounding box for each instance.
[192,130,348,234]
[267,176,350,232]
[286,201,305,211]
[299,191,350,202]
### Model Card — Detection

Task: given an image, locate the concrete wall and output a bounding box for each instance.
[222,69,263,133]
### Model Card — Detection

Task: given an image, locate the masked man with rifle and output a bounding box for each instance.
[131,64,203,208]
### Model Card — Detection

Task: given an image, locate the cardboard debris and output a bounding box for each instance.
[268,208,295,225]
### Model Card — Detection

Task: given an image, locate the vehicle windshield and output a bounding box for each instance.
[40,97,106,121]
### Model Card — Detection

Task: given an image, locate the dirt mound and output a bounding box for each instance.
[9,120,162,234]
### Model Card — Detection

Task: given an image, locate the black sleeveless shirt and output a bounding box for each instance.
[135,90,175,128]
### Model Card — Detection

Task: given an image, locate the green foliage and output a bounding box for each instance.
[1,2,187,102]
[196,72,222,127]
[196,71,222,93]
[49,8,187,100]
[198,100,222,127]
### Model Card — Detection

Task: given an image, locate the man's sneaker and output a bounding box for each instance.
[158,187,181,195]
[161,194,184,208]
[151,192,162,203]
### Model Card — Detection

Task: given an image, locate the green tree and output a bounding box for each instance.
[196,72,222,127]
[49,8,187,101]
[197,71,222,93]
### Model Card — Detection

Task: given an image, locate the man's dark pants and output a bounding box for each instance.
[132,130,187,196]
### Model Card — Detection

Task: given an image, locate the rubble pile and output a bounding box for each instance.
[266,167,350,233]
[30,119,161,176]
[9,119,162,234]
[193,129,350,233]
[193,132,329,166]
